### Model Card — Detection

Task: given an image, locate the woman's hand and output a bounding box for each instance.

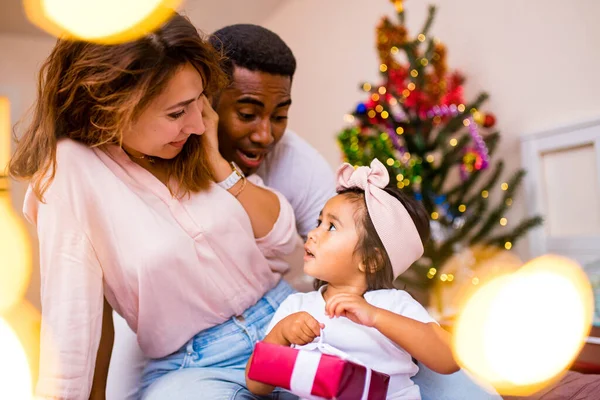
[325,293,380,327]
[268,312,325,346]
[200,95,229,178]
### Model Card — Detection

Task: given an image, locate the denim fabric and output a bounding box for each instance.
[413,363,501,400]
[139,278,500,399]
[140,280,298,400]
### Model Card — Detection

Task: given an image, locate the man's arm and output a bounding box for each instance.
[90,299,114,400]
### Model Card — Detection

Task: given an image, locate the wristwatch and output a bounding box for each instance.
[217,161,245,190]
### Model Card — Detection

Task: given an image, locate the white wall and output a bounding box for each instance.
[1,34,56,309]
[263,0,600,259]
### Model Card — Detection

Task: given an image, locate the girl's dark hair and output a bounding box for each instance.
[9,13,228,200]
[314,186,430,292]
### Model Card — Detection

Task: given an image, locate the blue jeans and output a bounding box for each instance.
[139,279,500,399]
[140,280,298,399]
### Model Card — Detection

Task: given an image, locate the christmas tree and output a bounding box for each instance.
[337,0,543,292]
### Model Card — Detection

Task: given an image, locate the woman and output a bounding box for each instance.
[10,13,298,399]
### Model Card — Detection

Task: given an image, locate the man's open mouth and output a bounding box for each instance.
[236,149,265,168]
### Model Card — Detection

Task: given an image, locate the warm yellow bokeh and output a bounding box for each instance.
[0,97,10,173]
[3,301,41,387]
[0,196,32,314]
[24,0,183,44]
[453,255,594,396]
[0,97,33,315]
[0,317,32,399]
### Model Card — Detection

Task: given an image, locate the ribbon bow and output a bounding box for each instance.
[292,330,372,400]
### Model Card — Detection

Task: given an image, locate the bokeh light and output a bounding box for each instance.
[0,195,32,314]
[0,318,32,399]
[24,0,183,44]
[3,301,41,387]
[453,255,593,396]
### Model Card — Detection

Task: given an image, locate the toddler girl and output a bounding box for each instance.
[246,159,459,399]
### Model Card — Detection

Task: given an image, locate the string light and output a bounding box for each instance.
[397,182,405,189]
[407,82,416,91]
[450,138,458,146]
[458,204,467,213]
[463,118,471,127]
[396,174,404,181]
[381,111,389,119]
[440,274,448,282]
[505,241,512,250]
[389,98,398,106]
[378,86,387,95]
[344,114,355,123]
[362,83,372,91]
[426,154,435,163]
[506,198,513,206]
[396,127,404,135]
[429,268,437,276]
[420,58,429,66]
[431,211,439,220]
[417,33,426,42]
[481,190,489,199]
[375,105,384,113]
[371,93,380,101]
[458,104,466,112]
[501,182,509,191]
[380,63,388,72]
[410,69,419,77]
[386,158,395,166]
[390,46,399,54]
[472,277,480,285]
[380,132,389,140]
[500,218,508,226]
[447,274,454,282]
[367,110,376,118]
[403,178,410,186]
[402,89,411,97]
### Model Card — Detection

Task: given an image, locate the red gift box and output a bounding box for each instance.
[248,341,390,400]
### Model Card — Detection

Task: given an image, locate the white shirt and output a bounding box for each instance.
[258,129,336,239]
[266,287,438,400]
[107,129,336,399]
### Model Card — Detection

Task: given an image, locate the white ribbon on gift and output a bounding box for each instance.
[289,330,373,400]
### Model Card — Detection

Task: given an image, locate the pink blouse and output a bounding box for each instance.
[24,139,297,399]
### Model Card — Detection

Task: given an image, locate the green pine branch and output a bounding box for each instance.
[485,216,544,247]
[469,170,525,244]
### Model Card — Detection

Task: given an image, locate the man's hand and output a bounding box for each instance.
[325,293,380,327]
[267,312,325,346]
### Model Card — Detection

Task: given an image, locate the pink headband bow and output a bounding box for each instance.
[336,159,424,279]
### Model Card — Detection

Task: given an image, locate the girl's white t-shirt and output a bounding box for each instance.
[266,286,438,400]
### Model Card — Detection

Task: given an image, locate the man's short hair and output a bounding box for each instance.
[209,24,296,79]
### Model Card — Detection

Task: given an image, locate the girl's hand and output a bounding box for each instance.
[277,312,325,346]
[325,293,380,327]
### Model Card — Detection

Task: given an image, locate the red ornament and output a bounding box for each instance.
[483,113,496,128]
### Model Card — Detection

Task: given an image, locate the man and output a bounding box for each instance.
[210,24,336,240]
[107,25,499,400]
